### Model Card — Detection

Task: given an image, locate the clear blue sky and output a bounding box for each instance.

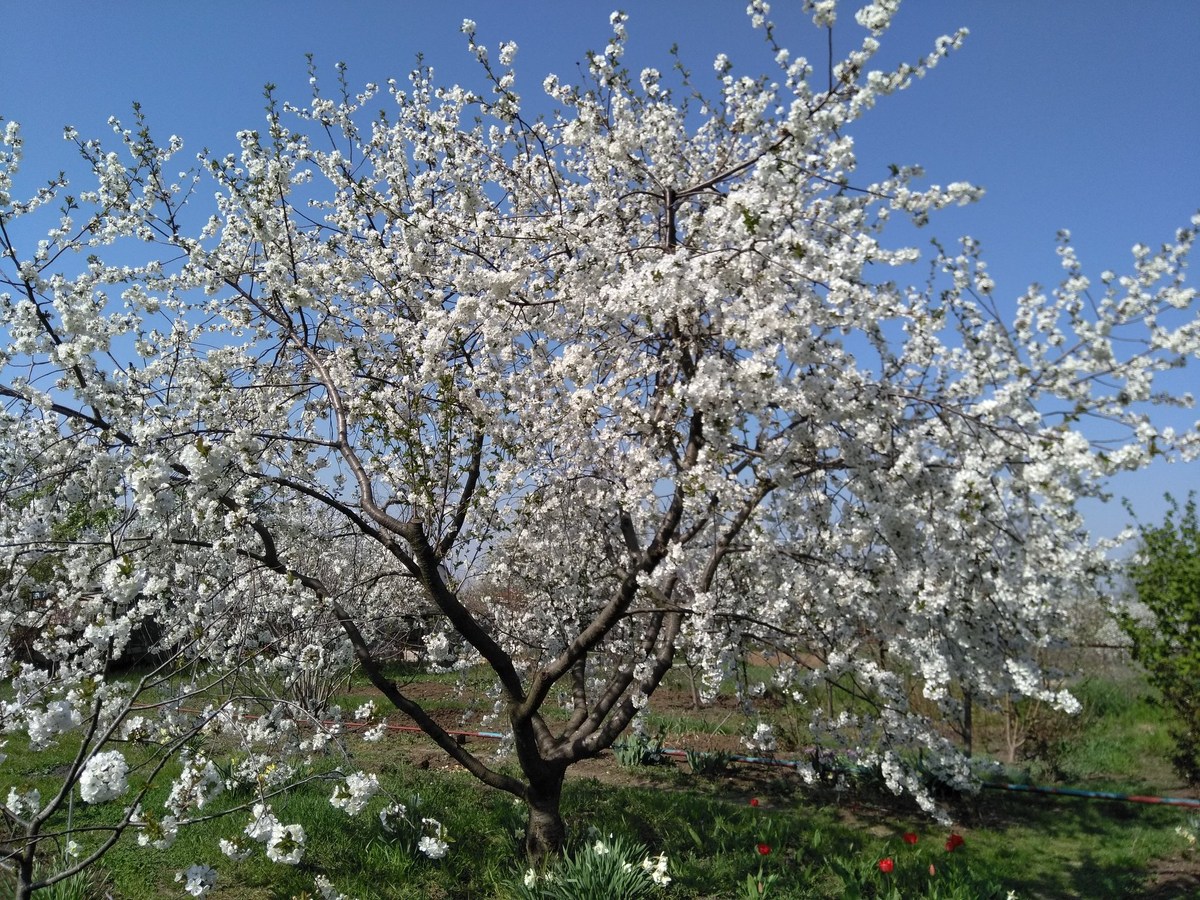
[2,2,1198,540]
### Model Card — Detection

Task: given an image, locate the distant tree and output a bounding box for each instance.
[1120,495,1200,786]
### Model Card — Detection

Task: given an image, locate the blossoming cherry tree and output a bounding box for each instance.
[1,2,1199,891]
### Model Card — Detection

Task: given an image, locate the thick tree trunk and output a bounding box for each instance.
[524,770,567,863]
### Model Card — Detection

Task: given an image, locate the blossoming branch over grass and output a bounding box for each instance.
[1,691,1191,900]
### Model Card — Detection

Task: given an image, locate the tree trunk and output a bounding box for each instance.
[524,770,567,863]
[686,665,703,710]
[15,850,34,900]
[962,688,974,758]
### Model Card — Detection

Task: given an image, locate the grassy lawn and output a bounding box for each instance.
[2,667,1197,899]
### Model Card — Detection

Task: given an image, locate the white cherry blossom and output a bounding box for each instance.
[0,3,1197,878]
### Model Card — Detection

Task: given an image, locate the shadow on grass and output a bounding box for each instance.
[953,790,1195,900]
[559,772,1196,900]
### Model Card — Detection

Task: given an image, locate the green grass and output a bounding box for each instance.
[962,793,1186,900]
[2,669,1197,899]
[1055,677,1180,790]
[6,758,1195,899]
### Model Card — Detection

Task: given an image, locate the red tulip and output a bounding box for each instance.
[879,858,894,873]
[946,833,964,851]
[750,797,759,807]
[903,832,918,845]
[757,843,771,856]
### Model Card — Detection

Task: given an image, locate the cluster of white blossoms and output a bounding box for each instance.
[133,807,180,850]
[266,823,307,865]
[378,799,452,858]
[353,701,375,722]
[236,804,308,865]
[378,801,408,834]
[329,771,379,816]
[218,836,252,862]
[244,803,281,842]
[361,722,388,743]
[418,834,449,860]
[165,755,224,816]
[175,864,217,899]
[79,750,129,803]
[314,874,356,900]
[351,701,389,742]
[209,803,307,868]
[417,818,451,859]
[222,754,295,792]
[24,701,81,751]
[4,787,40,819]
[741,722,779,755]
